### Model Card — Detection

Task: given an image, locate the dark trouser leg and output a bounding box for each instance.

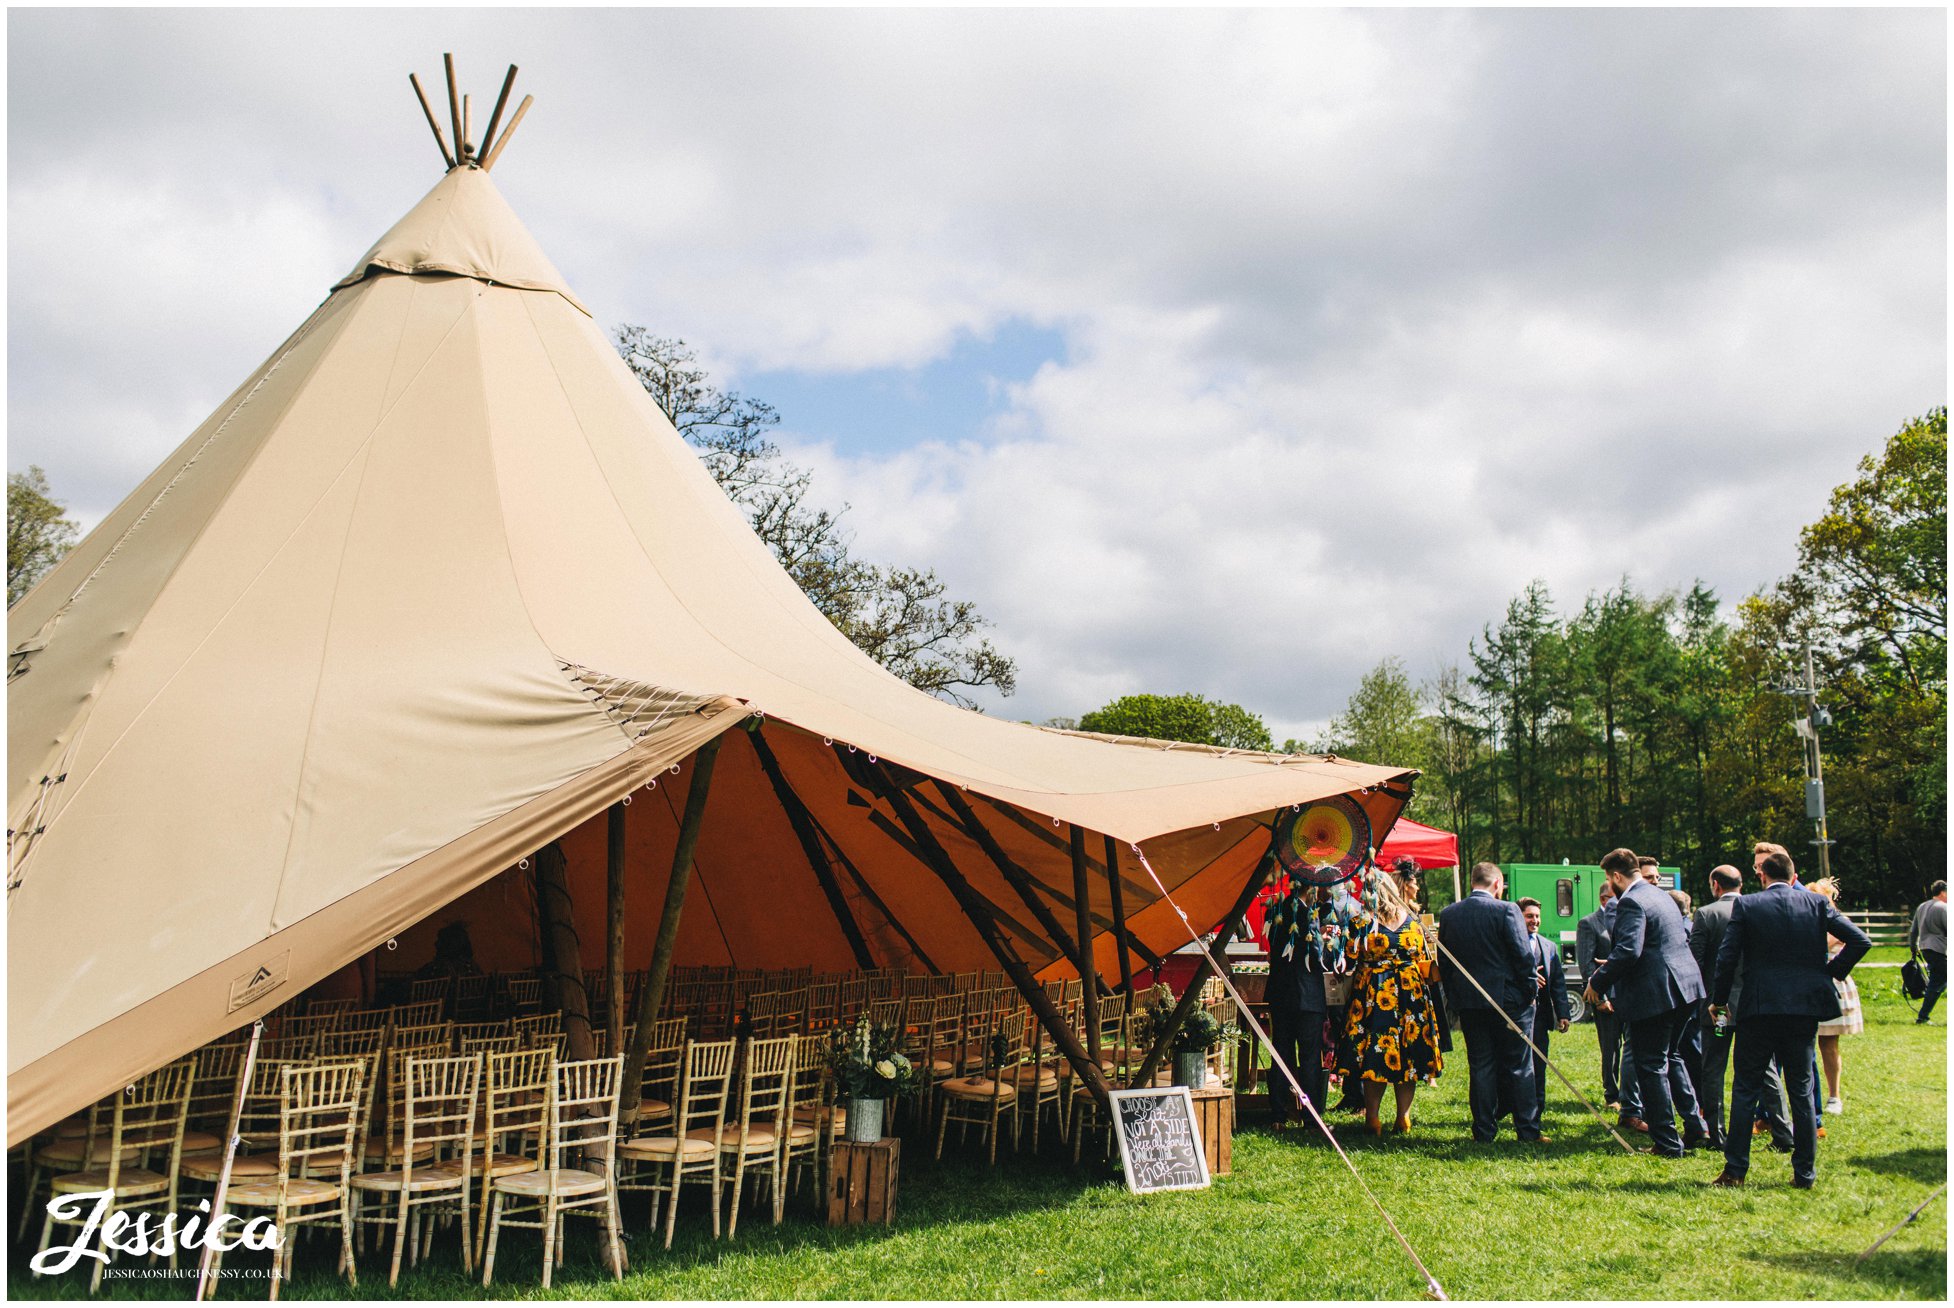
[1777,1018,1821,1183]
[1295,1013,1328,1131]
[1594,1006,1622,1103]
[1628,1008,1683,1154]
[1669,1006,1706,1140]
[1507,1003,1542,1139]
[1617,1021,1644,1118]
[1921,951,1946,1021]
[1699,1009,1732,1148]
[1721,1021,1775,1179]
[1329,1005,1359,1107]
[1530,1010,1552,1122]
[1760,1059,1794,1148]
[1268,1004,1305,1122]
[1459,1009,1502,1141]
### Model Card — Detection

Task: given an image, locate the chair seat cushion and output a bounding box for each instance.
[475,1153,539,1179]
[36,1137,139,1167]
[941,1077,1016,1102]
[363,1135,438,1162]
[615,1135,715,1160]
[52,1167,170,1198]
[491,1167,606,1198]
[179,1152,278,1182]
[635,1099,673,1120]
[226,1177,342,1206]
[351,1164,468,1193]
[178,1130,224,1154]
[759,1118,819,1144]
[713,1125,779,1151]
[926,1059,958,1077]
[791,1104,847,1128]
[997,1066,1061,1091]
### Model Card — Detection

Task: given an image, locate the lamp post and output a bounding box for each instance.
[1774,643,1833,880]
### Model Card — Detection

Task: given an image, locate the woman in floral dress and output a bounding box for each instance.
[1340,866,1444,1134]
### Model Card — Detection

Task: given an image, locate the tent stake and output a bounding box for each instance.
[1130,851,1273,1089]
[934,781,1091,977]
[1104,834,1135,996]
[749,728,875,968]
[537,841,596,1061]
[866,759,1112,1109]
[1071,824,1102,1065]
[606,800,627,1055]
[620,734,725,1126]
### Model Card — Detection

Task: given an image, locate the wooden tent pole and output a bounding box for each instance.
[1129,851,1273,1090]
[619,734,725,1125]
[536,840,595,1061]
[934,781,1089,974]
[1104,834,1135,996]
[1071,824,1102,1065]
[748,727,876,968]
[606,801,628,1055]
[481,95,532,171]
[442,53,464,171]
[408,73,456,168]
[479,64,519,162]
[461,94,473,162]
[804,808,940,973]
[866,760,1111,1108]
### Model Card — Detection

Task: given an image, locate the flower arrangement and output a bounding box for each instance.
[826,1015,916,1099]
[1136,983,1239,1055]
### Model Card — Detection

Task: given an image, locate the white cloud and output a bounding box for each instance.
[9,8,1943,736]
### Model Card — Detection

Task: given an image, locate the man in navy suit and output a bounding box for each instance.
[1584,847,1709,1158]
[1437,863,1546,1144]
[1711,843,1871,1188]
[1518,897,1571,1120]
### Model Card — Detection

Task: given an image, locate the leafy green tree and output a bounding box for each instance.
[1317,656,1426,767]
[612,329,1015,707]
[8,465,79,606]
[1078,693,1273,751]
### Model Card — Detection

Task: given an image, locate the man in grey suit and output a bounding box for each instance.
[1910,880,1947,1024]
[1577,882,1630,1114]
[1585,847,1709,1158]
[1711,842,1872,1188]
[1690,864,1793,1151]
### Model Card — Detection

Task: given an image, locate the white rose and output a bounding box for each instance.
[874,1059,897,1079]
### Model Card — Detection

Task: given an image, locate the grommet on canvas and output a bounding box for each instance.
[385,937,399,951]
[669,764,681,774]
[621,794,632,807]
[822,737,833,747]
[518,858,529,870]
[867,754,877,764]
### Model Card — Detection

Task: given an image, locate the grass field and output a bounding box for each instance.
[12,974,1945,1300]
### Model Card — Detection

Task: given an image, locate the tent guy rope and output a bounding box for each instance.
[1126,840,1449,1301]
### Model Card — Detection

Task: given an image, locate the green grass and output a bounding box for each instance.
[13,982,1944,1300]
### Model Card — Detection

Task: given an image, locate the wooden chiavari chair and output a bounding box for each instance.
[512,1012,562,1049]
[390,1000,443,1030]
[774,1032,830,1206]
[177,1038,247,1160]
[34,1060,194,1292]
[470,1049,551,1265]
[308,996,359,1018]
[316,1026,387,1061]
[210,1061,364,1299]
[937,1012,1025,1165]
[998,1004,1066,1150]
[451,973,494,1021]
[804,980,840,1032]
[481,1056,625,1289]
[408,976,452,1012]
[633,1016,688,1135]
[716,1034,795,1236]
[615,1038,734,1248]
[746,989,801,1038]
[453,1020,514,1050]
[837,976,870,1024]
[351,1054,480,1285]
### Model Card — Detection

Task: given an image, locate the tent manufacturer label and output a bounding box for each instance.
[227,950,291,1012]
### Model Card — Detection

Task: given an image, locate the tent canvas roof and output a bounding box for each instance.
[7,162,1412,1144]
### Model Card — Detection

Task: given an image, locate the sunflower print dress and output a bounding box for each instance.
[1340,910,1443,1084]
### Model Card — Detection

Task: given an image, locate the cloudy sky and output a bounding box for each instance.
[9,9,1944,744]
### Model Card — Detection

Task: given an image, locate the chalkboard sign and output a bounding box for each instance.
[1109,1087,1211,1193]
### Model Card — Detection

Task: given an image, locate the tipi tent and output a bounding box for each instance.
[7,95,1413,1143]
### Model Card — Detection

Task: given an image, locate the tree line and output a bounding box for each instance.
[1073,411,1945,910]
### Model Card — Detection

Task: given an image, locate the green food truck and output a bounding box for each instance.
[1501,861,1682,1023]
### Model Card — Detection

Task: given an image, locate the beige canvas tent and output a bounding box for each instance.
[7,112,1413,1144]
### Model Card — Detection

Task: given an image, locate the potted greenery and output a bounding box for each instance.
[1137,984,1238,1089]
[827,1015,915,1142]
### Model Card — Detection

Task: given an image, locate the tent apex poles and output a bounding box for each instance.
[408,73,456,168]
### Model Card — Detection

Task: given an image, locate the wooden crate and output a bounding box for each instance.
[828,1138,900,1225]
[1190,1084,1233,1177]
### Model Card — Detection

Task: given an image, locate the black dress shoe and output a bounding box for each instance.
[1791,1176,1815,1189]
[1710,1172,1745,1187]
[1682,1133,1709,1152]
